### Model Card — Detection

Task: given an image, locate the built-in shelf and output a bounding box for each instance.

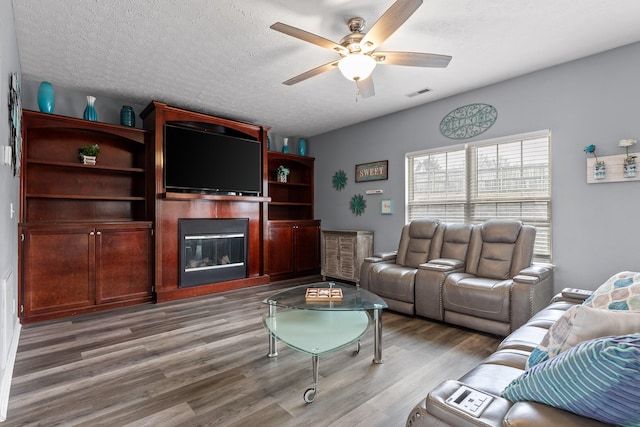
[27,159,145,173]
[19,110,153,323]
[26,194,146,201]
[268,181,311,187]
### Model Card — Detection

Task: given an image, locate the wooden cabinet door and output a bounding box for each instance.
[322,233,340,277]
[21,225,95,318]
[295,223,320,274]
[95,225,153,304]
[267,223,294,277]
[338,236,357,281]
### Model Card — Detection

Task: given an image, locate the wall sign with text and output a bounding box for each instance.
[440,103,497,140]
[355,160,388,182]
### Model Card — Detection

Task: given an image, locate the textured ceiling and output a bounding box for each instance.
[12,0,640,137]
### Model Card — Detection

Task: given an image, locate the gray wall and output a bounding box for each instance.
[310,41,640,292]
[0,1,22,419]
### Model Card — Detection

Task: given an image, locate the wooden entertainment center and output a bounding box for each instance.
[19,111,154,322]
[18,101,318,323]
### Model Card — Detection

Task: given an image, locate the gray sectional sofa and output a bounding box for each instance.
[406,291,600,426]
[406,276,640,426]
[360,218,554,336]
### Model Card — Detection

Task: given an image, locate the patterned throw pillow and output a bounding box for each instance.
[526,305,640,368]
[583,271,640,310]
[502,334,640,426]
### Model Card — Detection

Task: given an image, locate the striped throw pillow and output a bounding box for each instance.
[502,334,640,426]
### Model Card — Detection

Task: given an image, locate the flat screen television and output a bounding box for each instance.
[164,124,262,195]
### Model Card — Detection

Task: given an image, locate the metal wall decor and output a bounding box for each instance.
[350,194,366,216]
[440,103,497,140]
[332,170,347,190]
[355,160,388,182]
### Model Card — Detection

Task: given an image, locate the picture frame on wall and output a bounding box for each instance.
[355,160,388,183]
[8,72,22,177]
[381,199,393,215]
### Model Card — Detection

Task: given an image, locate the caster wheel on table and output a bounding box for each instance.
[303,387,316,403]
[355,340,361,354]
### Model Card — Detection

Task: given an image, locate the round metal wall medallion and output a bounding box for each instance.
[440,103,497,140]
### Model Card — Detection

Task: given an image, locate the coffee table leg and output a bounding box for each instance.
[373,308,383,364]
[304,355,319,403]
[267,302,278,358]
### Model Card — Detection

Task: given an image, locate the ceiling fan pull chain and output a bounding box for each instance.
[355,79,361,102]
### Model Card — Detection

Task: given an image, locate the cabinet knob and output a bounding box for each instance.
[96,231,102,235]
[89,231,95,236]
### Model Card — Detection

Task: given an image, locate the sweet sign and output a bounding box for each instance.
[440,103,497,140]
[355,160,388,182]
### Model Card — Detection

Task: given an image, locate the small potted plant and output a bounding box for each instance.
[79,144,100,165]
[277,165,290,183]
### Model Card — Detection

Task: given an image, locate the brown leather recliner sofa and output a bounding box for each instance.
[360,218,554,336]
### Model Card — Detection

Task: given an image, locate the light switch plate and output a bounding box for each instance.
[2,146,11,165]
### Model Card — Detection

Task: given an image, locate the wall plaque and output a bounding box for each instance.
[440,103,497,140]
[355,160,388,182]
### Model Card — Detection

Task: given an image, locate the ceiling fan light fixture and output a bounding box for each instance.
[338,54,376,82]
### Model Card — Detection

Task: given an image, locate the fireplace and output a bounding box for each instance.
[178,218,249,288]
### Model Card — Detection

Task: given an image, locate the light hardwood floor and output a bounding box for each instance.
[5,279,499,426]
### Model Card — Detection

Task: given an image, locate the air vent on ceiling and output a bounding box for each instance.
[406,87,432,98]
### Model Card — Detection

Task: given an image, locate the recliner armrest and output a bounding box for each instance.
[364,251,397,263]
[418,380,512,427]
[511,263,554,330]
[516,263,553,281]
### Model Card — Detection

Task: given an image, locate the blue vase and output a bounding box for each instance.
[298,138,307,156]
[83,96,98,121]
[267,137,271,151]
[282,138,289,153]
[120,106,135,127]
[37,81,54,113]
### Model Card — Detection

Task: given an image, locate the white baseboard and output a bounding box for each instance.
[0,322,21,422]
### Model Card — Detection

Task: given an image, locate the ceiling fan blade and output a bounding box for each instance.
[283,60,339,85]
[361,0,423,50]
[358,76,375,98]
[374,51,451,67]
[270,22,346,54]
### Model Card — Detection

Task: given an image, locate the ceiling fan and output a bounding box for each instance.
[270,0,451,98]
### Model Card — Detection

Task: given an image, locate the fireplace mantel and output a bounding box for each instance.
[163,192,270,203]
[142,102,271,302]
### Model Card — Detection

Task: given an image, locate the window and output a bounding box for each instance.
[406,130,551,262]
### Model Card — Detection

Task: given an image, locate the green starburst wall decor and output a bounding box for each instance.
[332,170,347,191]
[350,194,366,216]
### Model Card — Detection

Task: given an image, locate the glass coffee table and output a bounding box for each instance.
[262,281,388,403]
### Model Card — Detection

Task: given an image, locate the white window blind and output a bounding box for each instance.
[406,131,551,262]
